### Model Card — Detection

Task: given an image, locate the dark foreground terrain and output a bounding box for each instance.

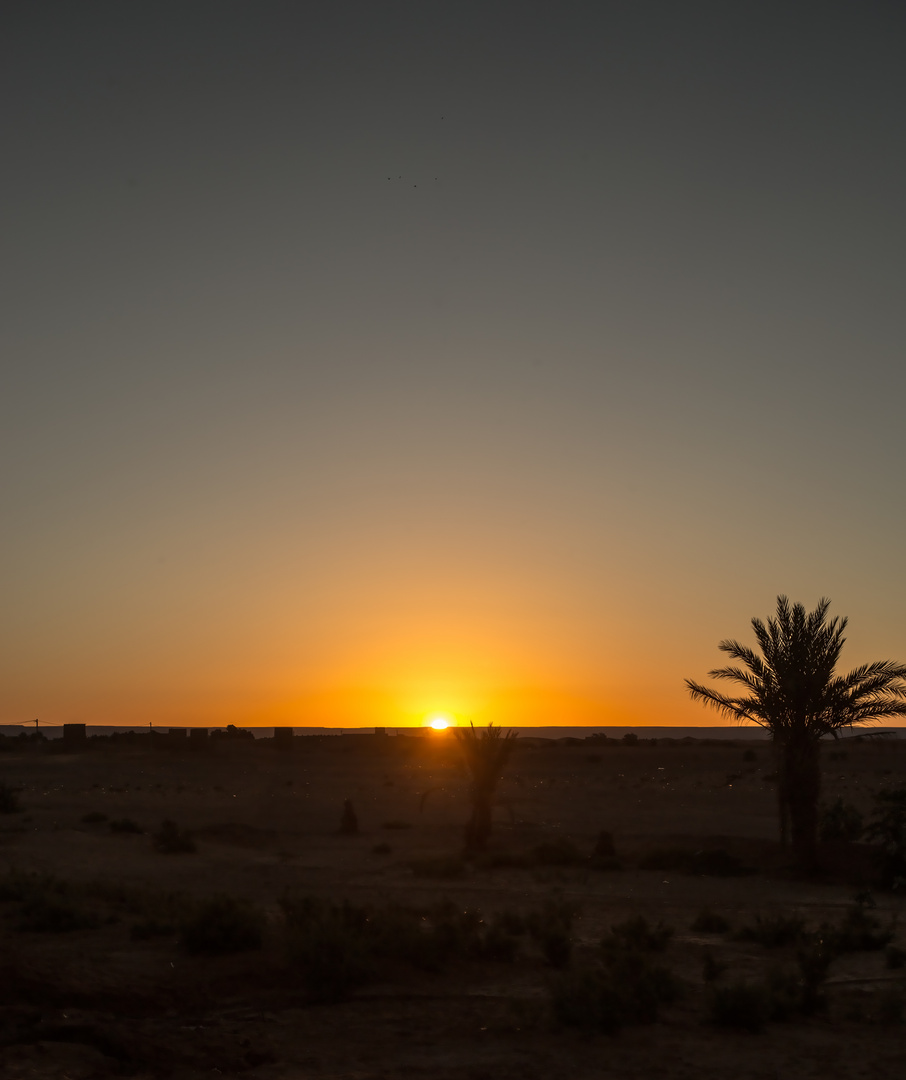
[1,730,904,1078]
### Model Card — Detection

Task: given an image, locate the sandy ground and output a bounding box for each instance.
[1,731,904,1078]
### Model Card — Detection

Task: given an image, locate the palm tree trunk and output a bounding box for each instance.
[781,736,821,868]
[464,788,493,851]
[774,740,790,847]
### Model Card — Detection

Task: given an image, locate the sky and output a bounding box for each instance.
[3,1,906,730]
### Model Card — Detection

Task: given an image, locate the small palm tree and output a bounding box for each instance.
[455,722,518,851]
[686,596,906,867]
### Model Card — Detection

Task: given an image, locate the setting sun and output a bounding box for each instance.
[429,716,451,730]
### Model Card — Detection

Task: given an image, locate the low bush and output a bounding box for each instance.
[153,819,196,853]
[0,869,43,903]
[531,838,584,867]
[793,939,834,1015]
[480,921,520,962]
[372,842,392,855]
[81,811,108,824]
[826,898,894,953]
[819,797,864,842]
[382,820,411,830]
[0,782,21,814]
[603,915,673,953]
[409,855,464,879]
[109,817,143,834]
[549,965,625,1033]
[339,799,358,835]
[19,894,99,933]
[551,951,680,1033]
[875,987,905,1025]
[702,950,727,982]
[131,918,177,940]
[691,908,731,933]
[287,911,374,1002]
[735,913,808,948]
[528,898,577,968]
[638,847,746,877]
[886,944,906,969]
[493,908,526,936]
[180,894,264,955]
[866,788,906,889]
[2,873,99,933]
[282,895,493,996]
[710,981,771,1032]
[473,849,531,870]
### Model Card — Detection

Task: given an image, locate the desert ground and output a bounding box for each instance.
[1,729,904,1079]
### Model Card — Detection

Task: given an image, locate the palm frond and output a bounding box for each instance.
[685,596,906,743]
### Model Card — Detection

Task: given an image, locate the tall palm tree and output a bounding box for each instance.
[686,596,906,867]
[455,722,518,851]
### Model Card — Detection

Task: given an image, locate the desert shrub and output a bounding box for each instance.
[825,897,894,952]
[479,921,520,962]
[283,897,391,999]
[712,942,833,1025]
[593,831,616,857]
[549,965,626,1033]
[709,980,771,1032]
[702,950,727,982]
[603,949,680,1019]
[885,944,906,969]
[690,849,747,876]
[339,799,358,835]
[83,880,190,927]
[691,908,731,934]
[382,820,411,830]
[153,819,196,853]
[793,939,834,1015]
[19,895,99,933]
[473,848,531,870]
[0,782,22,814]
[603,915,673,953]
[551,951,680,1033]
[409,855,464,879]
[493,908,526,936]
[528,898,577,968]
[638,847,745,877]
[762,966,803,1022]
[289,922,373,1002]
[81,811,108,824]
[819,797,864,842]
[743,749,758,762]
[0,869,43,903]
[372,842,392,855]
[109,817,143,834]
[131,918,177,940]
[3,874,99,933]
[589,830,622,870]
[735,913,808,948]
[875,987,905,1025]
[531,837,584,867]
[281,894,528,1000]
[866,787,906,888]
[179,894,264,955]
[638,848,689,871]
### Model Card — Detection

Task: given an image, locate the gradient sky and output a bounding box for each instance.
[3,2,905,729]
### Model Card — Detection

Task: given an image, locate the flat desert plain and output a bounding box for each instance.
[1,731,904,1079]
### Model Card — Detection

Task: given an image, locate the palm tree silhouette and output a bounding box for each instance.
[455,722,518,852]
[686,596,906,867]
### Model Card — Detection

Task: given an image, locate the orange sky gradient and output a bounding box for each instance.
[3,7,906,730]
